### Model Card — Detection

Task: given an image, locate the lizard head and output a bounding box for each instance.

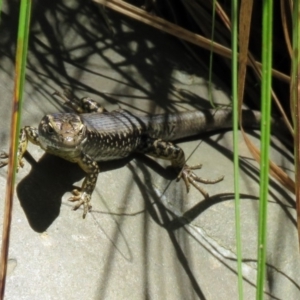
[38,113,87,152]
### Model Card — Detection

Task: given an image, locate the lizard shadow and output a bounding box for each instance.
[16,153,84,232]
[16,152,132,232]
[16,148,182,233]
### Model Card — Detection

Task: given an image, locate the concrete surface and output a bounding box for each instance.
[0,1,298,299]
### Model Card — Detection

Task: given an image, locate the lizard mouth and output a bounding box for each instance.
[39,136,85,151]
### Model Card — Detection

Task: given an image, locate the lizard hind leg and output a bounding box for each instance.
[139,138,224,198]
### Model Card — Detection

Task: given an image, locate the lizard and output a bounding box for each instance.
[0,91,263,218]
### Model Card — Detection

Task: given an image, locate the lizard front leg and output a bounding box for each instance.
[53,90,106,114]
[69,153,100,218]
[0,126,40,170]
[139,138,224,197]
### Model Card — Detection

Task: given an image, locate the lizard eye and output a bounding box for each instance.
[78,127,84,135]
[47,124,54,134]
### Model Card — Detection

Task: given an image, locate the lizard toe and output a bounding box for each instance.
[178,164,224,197]
[68,191,92,218]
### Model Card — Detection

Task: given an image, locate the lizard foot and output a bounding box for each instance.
[0,151,24,170]
[177,164,224,198]
[0,151,9,168]
[68,189,92,218]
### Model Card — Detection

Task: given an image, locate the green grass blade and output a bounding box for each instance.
[291,0,300,250]
[0,0,32,297]
[231,1,243,299]
[0,0,3,23]
[208,0,216,108]
[256,1,273,298]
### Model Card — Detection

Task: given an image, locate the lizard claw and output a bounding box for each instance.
[178,164,224,198]
[68,189,92,218]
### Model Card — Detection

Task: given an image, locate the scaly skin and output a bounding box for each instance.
[2,91,264,218]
